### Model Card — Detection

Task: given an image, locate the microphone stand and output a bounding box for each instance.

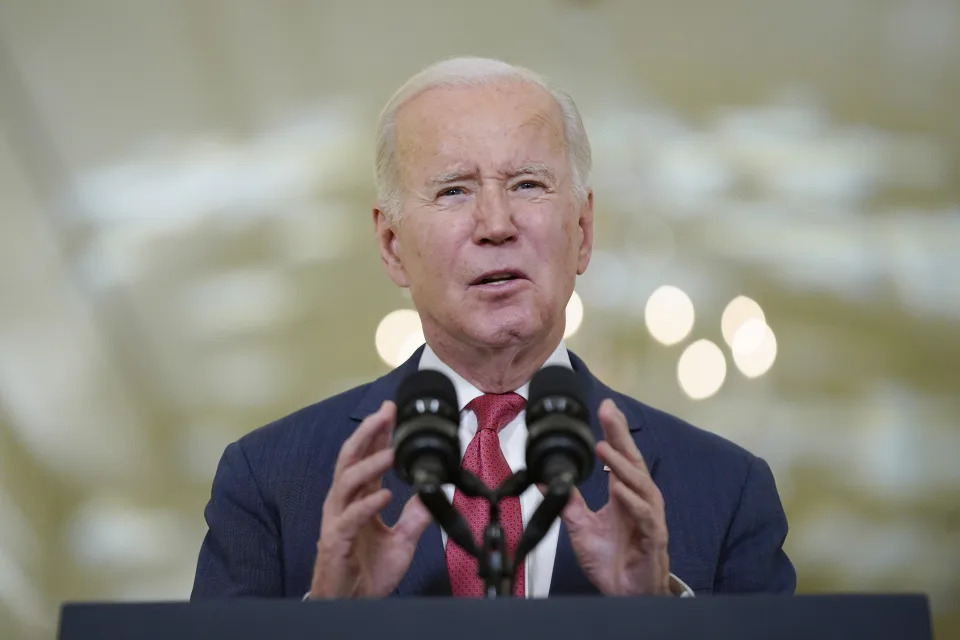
[415,468,572,599]
[478,469,526,598]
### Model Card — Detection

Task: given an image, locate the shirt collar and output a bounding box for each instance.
[418,341,572,410]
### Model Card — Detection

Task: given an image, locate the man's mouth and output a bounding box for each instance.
[470,270,527,286]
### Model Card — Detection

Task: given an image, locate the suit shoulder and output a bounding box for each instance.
[233,381,373,465]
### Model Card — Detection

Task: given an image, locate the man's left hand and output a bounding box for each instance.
[561,398,671,595]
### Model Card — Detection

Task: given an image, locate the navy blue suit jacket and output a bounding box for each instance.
[192,349,795,598]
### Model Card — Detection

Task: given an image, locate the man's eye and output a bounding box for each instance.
[514,181,544,190]
[438,187,465,198]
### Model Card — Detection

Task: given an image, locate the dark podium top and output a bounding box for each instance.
[59,594,932,640]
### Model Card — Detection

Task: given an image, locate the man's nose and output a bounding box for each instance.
[472,187,518,245]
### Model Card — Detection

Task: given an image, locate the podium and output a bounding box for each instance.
[59,594,931,640]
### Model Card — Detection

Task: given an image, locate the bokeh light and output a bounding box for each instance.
[644,285,695,346]
[677,339,727,400]
[564,291,584,339]
[731,317,778,378]
[375,309,424,367]
[721,295,766,347]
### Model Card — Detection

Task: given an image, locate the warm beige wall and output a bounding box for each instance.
[0,1,957,638]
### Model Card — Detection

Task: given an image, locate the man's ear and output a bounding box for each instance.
[374,207,409,287]
[576,190,594,275]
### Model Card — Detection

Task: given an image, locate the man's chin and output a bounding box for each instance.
[464,319,542,350]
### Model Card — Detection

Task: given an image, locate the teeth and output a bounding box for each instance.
[482,274,514,284]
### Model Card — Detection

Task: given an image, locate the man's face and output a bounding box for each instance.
[376,80,593,352]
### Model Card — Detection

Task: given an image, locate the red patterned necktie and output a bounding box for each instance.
[446,392,527,597]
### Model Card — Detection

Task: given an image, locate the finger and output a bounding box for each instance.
[370,401,396,454]
[611,483,667,544]
[361,401,396,496]
[335,488,393,541]
[392,494,432,544]
[598,399,646,470]
[326,448,395,514]
[334,401,394,481]
[597,440,661,505]
[560,486,592,532]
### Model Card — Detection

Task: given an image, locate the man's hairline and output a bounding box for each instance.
[382,78,587,226]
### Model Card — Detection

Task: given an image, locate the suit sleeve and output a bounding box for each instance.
[713,455,797,593]
[191,441,285,598]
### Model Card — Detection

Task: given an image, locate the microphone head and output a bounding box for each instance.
[396,369,459,424]
[393,369,461,486]
[527,365,588,423]
[525,366,595,485]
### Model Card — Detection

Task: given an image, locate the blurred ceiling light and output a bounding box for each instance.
[0,488,39,563]
[181,268,300,338]
[375,309,424,368]
[66,500,191,569]
[274,204,351,265]
[731,317,778,378]
[72,106,363,224]
[677,339,726,400]
[653,138,734,205]
[0,545,46,630]
[0,325,149,482]
[564,291,584,339]
[199,346,292,408]
[721,295,766,347]
[644,285,695,345]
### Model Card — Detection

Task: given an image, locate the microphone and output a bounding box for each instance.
[392,369,461,487]
[392,369,480,556]
[525,366,595,486]
[512,366,596,570]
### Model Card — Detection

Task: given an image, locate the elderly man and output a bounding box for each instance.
[191,57,795,599]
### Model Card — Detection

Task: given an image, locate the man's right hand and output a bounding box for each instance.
[309,400,432,598]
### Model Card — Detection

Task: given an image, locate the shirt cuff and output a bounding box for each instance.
[669,573,695,597]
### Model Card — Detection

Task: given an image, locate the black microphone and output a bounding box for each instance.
[392,369,480,556]
[525,366,595,486]
[392,369,461,487]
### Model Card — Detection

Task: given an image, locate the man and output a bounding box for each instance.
[191,57,795,599]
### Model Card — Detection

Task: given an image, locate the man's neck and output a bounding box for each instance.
[424,328,565,394]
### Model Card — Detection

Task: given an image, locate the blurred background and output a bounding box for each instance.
[0,0,958,638]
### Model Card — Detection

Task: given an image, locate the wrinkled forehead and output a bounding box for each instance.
[394,81,568,182]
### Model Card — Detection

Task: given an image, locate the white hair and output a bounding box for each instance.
[375,56,592,222]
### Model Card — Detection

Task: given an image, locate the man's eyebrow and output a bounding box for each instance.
[427,170,478,186]
[507,163,556,180]
[427,164,556,186]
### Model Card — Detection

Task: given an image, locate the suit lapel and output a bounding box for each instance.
[549,352,661,595]
[350,347,453,596]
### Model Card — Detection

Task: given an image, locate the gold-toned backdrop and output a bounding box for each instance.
[0,1,958,638]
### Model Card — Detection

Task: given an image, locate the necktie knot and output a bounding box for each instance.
[467,392,526,433]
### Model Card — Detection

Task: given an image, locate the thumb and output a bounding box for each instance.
[560,487,591,532]
[393,494,432,543]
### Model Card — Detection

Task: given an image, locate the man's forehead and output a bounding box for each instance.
[395,83,566,177]
[396,83,564,145]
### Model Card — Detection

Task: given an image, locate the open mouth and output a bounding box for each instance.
[471,270,527,286]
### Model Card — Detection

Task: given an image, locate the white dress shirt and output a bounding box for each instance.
[419,342,694,598]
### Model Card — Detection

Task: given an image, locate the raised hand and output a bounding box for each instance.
[309,401,432,598]
[561,399,671,596]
